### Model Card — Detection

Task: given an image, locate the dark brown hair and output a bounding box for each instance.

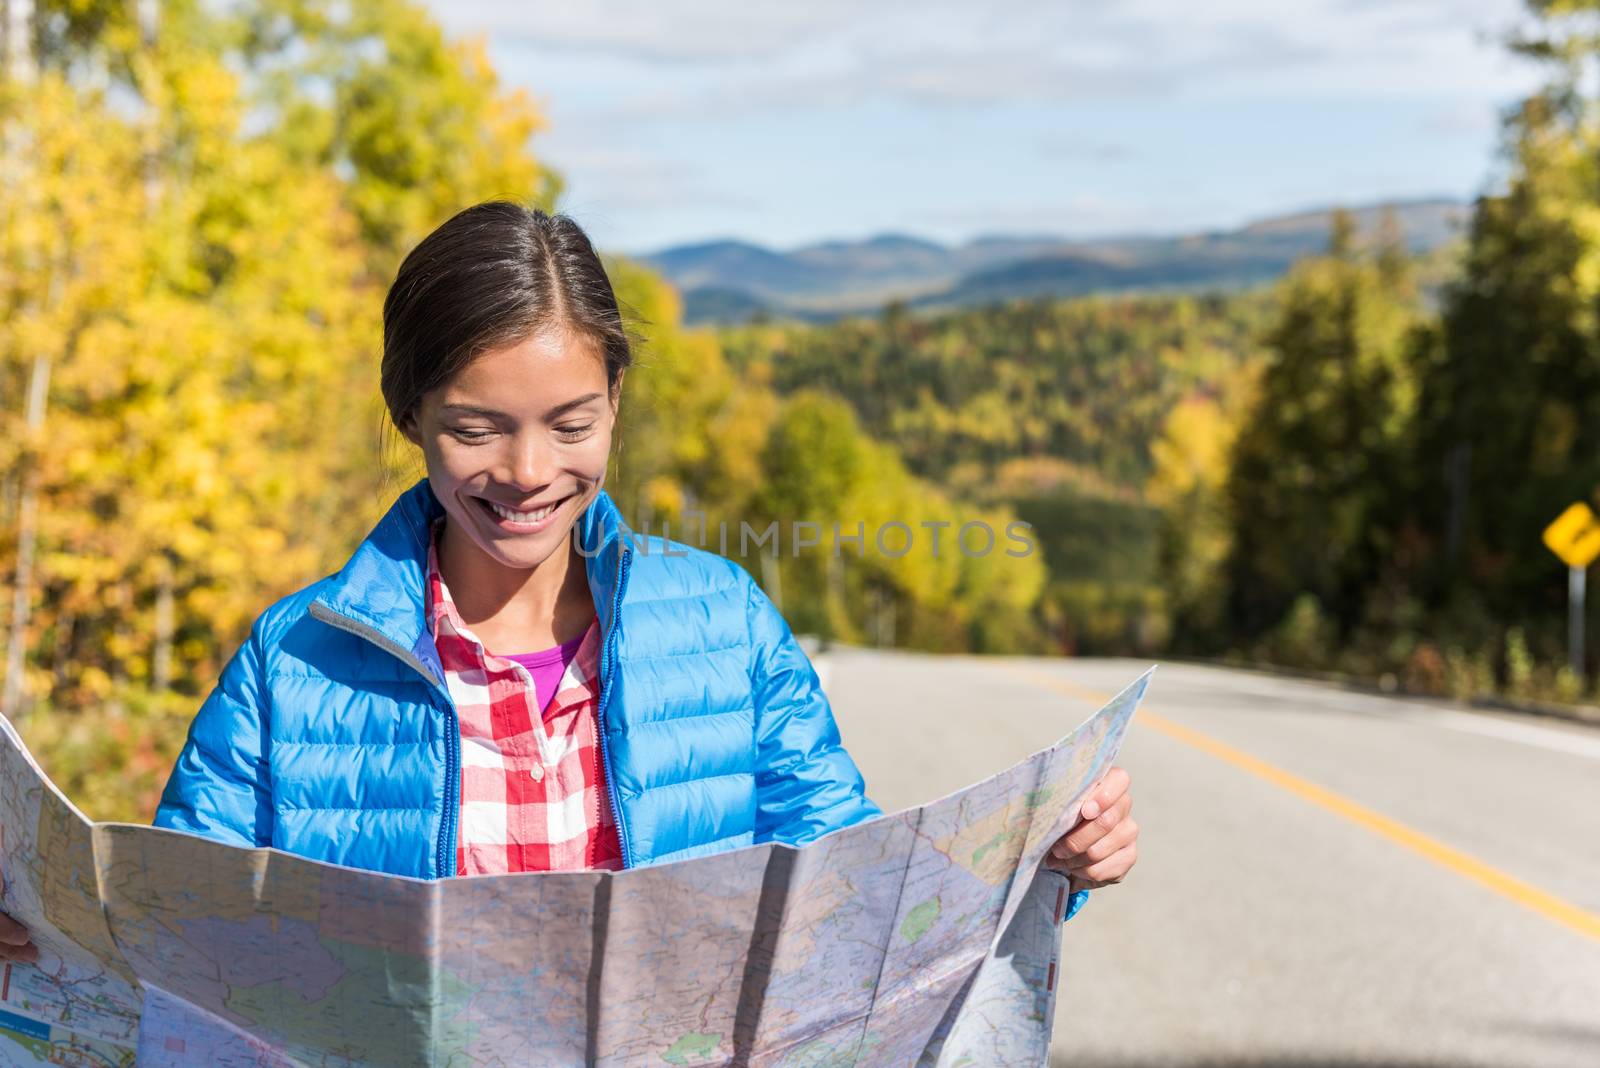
[381,201,636,434]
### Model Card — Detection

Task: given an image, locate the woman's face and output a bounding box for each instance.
[402,326,621,571]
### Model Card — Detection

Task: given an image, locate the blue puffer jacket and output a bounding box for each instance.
[153,478,1088,920]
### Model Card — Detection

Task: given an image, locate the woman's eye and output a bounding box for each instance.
[450,428,494,443]
[556,424,595,440]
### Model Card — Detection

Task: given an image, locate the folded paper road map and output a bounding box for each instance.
[0,667,1151,1066]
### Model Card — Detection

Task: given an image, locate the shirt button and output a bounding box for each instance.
[528,764,545,782]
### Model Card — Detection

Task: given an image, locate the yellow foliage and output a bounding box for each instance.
[0,0,1060,823]
[0,2,559,751]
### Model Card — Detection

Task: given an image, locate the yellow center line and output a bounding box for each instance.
[1007,666,1600,944]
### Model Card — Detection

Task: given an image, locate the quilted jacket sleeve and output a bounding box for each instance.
[152,613,272,847]
[745,573,883,845]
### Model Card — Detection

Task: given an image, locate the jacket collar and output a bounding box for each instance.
[309,477,632,688]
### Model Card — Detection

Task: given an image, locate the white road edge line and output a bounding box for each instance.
[1387,704,1600,762]
[1155,661,1600,762]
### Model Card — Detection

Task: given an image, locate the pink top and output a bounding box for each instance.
[503,631,589,718]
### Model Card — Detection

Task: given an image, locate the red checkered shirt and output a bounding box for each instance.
[426,519,625,875]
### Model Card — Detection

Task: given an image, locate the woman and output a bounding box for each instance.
[0,201,1138,962]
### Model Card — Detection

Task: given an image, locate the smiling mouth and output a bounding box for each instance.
[474,494,573,526]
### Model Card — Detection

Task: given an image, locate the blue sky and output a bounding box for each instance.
[420,0,1544,256]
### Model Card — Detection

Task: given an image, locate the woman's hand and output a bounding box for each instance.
[0,911,37,963]
[1044,765,1138,894]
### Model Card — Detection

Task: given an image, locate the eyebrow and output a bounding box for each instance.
[441,393,606,421]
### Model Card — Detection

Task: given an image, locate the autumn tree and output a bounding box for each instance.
[1223,213,1424,642]
[0,0,562,818]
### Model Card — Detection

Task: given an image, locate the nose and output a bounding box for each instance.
[501,430,557,493]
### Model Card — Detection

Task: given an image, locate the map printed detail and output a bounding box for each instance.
[0,668,1151,1066]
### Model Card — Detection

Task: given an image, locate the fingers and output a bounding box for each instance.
[1046,834,1139,889]
[0,940,38,963]
[1063,816,1139,880]
[1068,865,1129,894]
[0,913,36,962]
[1066,841,1138,890]
[0,912,29,946]
[1042,851,1075,875]
[1076,766,1131,822]
[1050,788,1132,860]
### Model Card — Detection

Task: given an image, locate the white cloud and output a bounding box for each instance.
[540,144,759,213]
[431,0,904,63]
[1417,101,1507,138]
[433,0,1538,118]
[418,0,1548,248]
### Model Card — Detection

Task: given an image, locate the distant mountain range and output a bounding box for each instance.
[633,198,1470,326]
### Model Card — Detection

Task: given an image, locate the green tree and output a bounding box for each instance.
[0,0,565,819]
[1223,212,1423,640]
[1146,363,1260,649]
[235,0,560,270]
[1418,96,1600,589]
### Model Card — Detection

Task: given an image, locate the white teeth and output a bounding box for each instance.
[486,498,561,524]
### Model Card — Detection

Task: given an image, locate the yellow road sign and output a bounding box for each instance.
[1543,502,1600,570]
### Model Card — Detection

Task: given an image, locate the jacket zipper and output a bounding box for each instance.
[307,601,460,879]
[596,542,635,868]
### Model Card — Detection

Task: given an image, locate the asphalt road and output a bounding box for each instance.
[816,649,1600,1068]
